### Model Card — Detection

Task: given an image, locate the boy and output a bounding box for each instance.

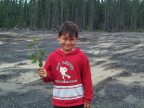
[38,21,93,108]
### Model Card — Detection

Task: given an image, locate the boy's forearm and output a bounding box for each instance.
[82,68,93,104]
[82,57,93,104]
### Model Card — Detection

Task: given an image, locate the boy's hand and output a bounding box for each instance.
[38,67,47,78]
[84,103,91,108]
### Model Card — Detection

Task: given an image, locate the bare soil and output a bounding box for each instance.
[0,31,144,108]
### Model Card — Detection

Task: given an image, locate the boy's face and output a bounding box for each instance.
[57,33,77,54]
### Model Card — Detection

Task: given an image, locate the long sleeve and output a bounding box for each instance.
[81,55,93,104]
[42,55,53,82]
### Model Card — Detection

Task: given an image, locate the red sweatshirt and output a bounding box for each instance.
[42,47,93,107]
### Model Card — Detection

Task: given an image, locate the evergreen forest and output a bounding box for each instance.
[0,0,144,32]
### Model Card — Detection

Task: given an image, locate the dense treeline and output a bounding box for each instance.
[0,0,144,32]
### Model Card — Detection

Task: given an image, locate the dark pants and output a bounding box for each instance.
[53,104,84,108]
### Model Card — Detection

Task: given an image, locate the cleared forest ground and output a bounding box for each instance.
[0,31,144,108]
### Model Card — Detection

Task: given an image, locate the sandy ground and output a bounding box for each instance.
[0,31,144,108]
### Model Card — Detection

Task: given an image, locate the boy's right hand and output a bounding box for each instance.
[38,67,47,78]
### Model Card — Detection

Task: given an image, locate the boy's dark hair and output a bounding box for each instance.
[58,21,79,38]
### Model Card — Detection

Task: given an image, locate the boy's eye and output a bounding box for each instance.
[70,38,75,40]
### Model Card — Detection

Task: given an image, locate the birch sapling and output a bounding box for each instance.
[27,38,45,67]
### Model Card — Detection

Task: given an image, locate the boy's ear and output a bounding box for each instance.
[57,34,60,41]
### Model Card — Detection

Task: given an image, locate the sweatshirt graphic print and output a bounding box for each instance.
[42,47,93,107]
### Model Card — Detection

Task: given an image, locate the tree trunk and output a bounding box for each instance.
[51,0,58,29]
[130,12,134,30]
[61,0,63,24]
[10,0,12,27]
[34,0,37,28]
[25,0,27,28]
[79,0,83,29]
[71,1,74,22]
[46,0,50,29]
[115,0,120,31]
[103,0,107,31]
[89,0,93,31]
[20,1,23,28]
[133,0,138,31]
[66,1,69,21]
[76,6,78,25]
[83,0,86,30]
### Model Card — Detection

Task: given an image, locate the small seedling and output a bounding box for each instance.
[27,38,45,67]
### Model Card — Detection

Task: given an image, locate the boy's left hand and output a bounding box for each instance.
[84,103,91,108]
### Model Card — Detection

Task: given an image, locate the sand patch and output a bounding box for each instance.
[0,82,22,95]
[97,42,114,48]
[114,73,144,86]
[113,42,143,54]
[0,60,43,70]
[7,71,40,84]
[0,41,6,45]
[91,65,123,85]
[92,57,109,61]
[0,60,45,86]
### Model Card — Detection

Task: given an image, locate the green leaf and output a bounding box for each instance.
[35,45,38,48]
[38,49,42,53]
[32,38,37,42]
[41,52,44,55]
[30,55,36,60]
[28,43,33,47]
[35,56,40,59]
[39,57,42,63]
[39,57,43,67]
[38,49,45,55]
[27,51,34,56]
[38,49,42,54]
[39,62,43,67]
[31,60,37,64]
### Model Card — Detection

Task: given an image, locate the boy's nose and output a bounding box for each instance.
[66,40,71,44]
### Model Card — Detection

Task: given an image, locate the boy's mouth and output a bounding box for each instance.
[64,45,71,47]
